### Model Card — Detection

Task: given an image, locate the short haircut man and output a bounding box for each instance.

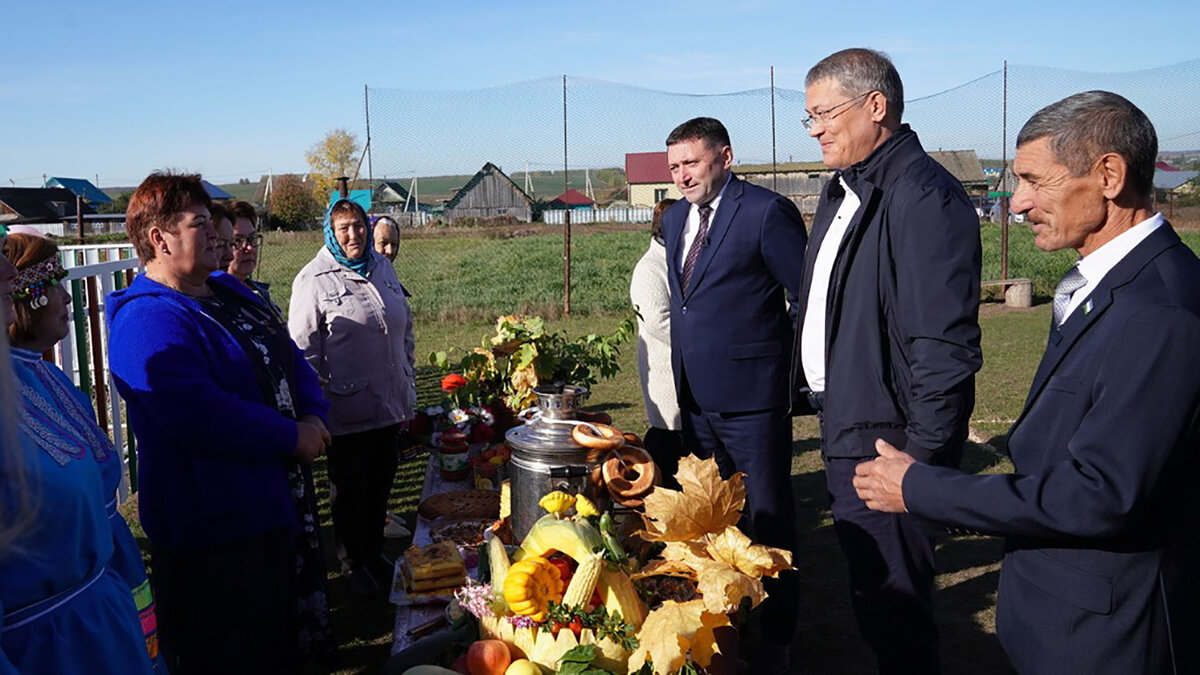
[661,116,808,673]
[795,48,982,673]
[855,90,1200,674]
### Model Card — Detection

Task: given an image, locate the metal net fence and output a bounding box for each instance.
[249,59,1200,322]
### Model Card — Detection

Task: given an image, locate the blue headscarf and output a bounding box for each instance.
[323,199,373,277]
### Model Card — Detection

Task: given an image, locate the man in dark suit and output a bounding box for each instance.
[661,117,807,671]
[855,91,1200,674]
[793,48,982,673]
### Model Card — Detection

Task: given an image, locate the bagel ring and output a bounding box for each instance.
[572,422,625,451]
[602,446,657,506]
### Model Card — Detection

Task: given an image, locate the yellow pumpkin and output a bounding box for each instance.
[502,557,563,623]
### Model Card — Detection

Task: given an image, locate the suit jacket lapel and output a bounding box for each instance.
[682,176,743,301]
[796,177,840,313]
[665,203,687,300]
[1012,225,1182,429]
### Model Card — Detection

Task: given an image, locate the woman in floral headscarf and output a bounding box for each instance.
[289,199,416,595]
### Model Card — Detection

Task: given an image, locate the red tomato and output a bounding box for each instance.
[545,554,574,586]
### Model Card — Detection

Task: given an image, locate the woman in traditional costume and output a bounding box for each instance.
[0,233,157,674]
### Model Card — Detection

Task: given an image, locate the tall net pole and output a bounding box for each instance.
[771,66,778,192]
[562,75,571,316]
[1000,60,1009,282]
[364,85,374,186]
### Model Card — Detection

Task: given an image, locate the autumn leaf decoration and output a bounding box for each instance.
[628,455,794,673]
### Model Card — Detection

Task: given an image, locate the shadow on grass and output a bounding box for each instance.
[783,441,1015,674]
[314,450,431,675]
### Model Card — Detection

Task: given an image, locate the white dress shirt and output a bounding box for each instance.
[1063,212,1164,322]
[801,176,862,392]
[677,172,733,270]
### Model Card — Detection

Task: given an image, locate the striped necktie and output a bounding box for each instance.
[680,204,713,292]
[1052,265,1087,327]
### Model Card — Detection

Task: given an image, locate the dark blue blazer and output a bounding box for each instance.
[905,223,1200,674]
[663,175,807,413]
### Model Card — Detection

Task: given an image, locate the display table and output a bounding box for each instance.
[390,453,474,656]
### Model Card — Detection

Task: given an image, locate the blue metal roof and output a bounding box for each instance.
[45,177,112,204]
[327,189,373,213]
[201,180,234,200]
[1154,170,1199,191]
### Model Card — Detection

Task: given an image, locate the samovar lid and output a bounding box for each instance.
[505,384,590,454]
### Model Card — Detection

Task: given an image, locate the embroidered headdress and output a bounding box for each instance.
[10,257,69,308]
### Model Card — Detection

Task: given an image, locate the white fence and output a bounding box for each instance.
[542,206,653,225]
[56,243,142,500]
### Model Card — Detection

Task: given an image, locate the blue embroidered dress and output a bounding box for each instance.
[0,348,156,674]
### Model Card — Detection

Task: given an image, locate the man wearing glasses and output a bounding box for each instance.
[792,48,982,673]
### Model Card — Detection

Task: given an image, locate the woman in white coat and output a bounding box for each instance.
[630,198,683,488]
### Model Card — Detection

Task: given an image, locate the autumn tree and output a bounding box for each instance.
[267,174,322,230]
[305,128,360,202]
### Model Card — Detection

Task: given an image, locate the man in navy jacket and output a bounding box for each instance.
[856,91,1200,674]
[661,117,807,671]
[794,48,982,673]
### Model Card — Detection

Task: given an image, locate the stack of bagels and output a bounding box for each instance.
[571,419,660,508]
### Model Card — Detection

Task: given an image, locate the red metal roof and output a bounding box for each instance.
[552,188,594,205]
[626,152,671,184]
[1156,160,1179,171]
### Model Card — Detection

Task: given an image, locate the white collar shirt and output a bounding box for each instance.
[677,172,733,269]
[1063,212,1164,321]
[801,175,862,392]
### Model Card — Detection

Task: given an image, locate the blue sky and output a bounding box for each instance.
[2,0,1197,187]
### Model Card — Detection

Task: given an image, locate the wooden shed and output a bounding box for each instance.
[444,162,532,222]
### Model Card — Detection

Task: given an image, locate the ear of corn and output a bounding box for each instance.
[561,551,604,608]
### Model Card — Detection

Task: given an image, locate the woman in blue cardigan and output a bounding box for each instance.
[107,172,334,674]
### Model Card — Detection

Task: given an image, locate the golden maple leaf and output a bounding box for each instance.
[690,610,733,668]
[637,455,746,542]
[629,558,696,581]
[627,600,706,674]
[706,526,793,579]
[690,557,767,614]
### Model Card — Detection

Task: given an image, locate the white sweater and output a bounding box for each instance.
[629,240,681,431]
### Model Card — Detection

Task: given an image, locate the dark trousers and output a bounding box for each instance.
[825,456,941,674]
[642,426,684,491]
[681,396,798,647]
[328,424,400,571]
[150,527,296,675]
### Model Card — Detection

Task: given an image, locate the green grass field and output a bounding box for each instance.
[254,222,1200,326]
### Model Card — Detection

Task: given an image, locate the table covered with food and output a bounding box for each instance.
[389,384,792,675]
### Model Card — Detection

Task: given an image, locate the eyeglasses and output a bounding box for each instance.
[801,91,873,130]
[232,234,263,249]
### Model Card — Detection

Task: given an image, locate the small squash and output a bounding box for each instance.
[502,557,564,622]
[573,494,599,518]
[537,491,575,517]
